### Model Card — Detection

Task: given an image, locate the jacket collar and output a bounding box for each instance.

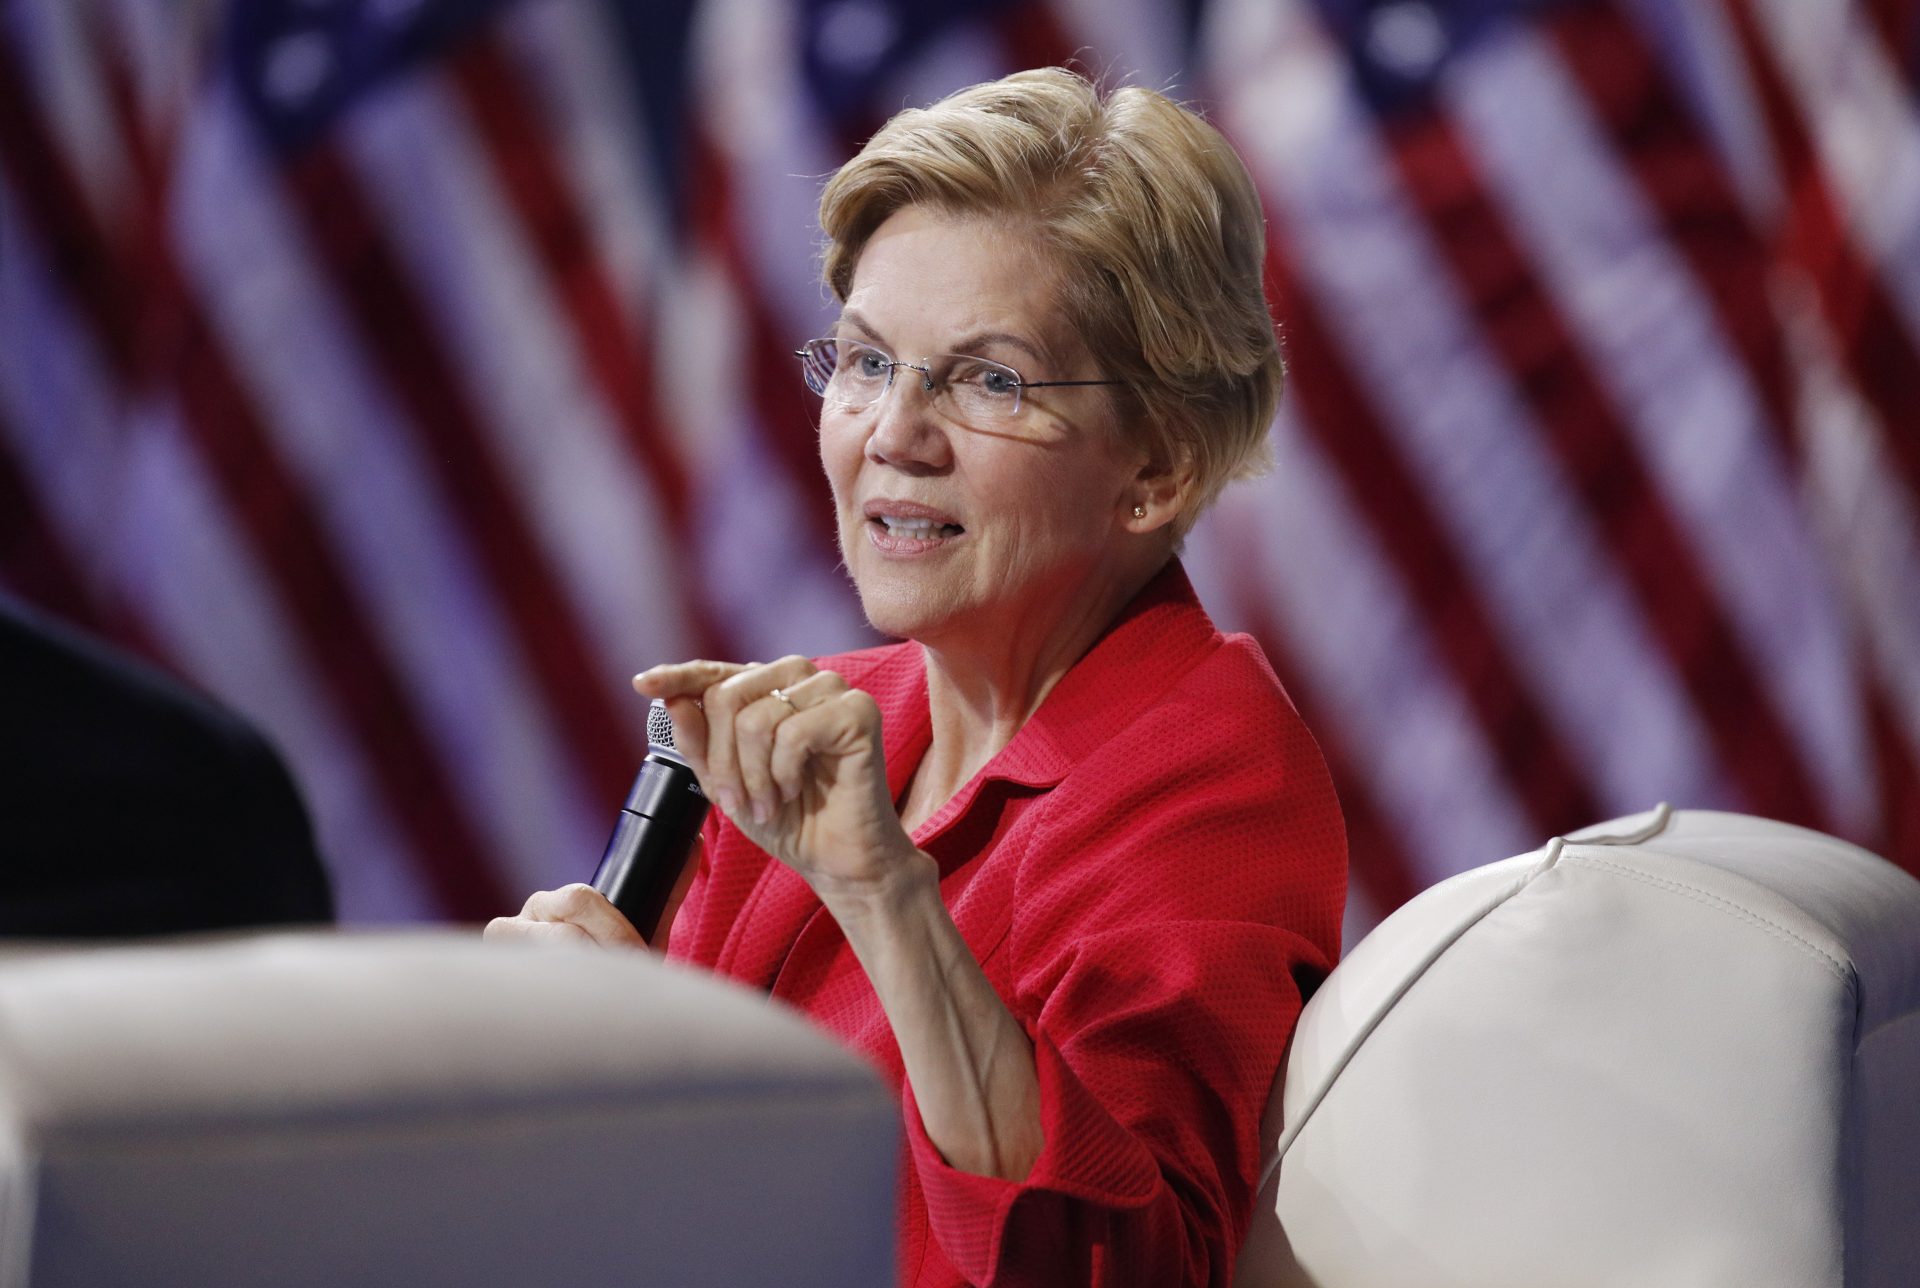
[979,559,1220,788]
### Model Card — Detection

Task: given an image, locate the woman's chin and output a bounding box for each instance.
[853,574,969,644]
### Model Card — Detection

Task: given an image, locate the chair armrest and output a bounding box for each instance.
[0,931,898,1287]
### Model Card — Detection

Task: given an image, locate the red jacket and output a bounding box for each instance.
[667,561,1347,1286]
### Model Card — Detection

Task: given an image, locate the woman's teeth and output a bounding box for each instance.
[879,516,961,539]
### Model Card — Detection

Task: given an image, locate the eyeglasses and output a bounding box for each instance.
[793,337,1122,427]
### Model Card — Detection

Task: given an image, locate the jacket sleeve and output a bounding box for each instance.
[906,727,1347,1287]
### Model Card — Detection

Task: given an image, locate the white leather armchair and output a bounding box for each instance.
[0,934,899,1287]
[1237,807,1920,1288]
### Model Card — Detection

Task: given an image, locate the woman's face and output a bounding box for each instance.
[819,205,1149,653]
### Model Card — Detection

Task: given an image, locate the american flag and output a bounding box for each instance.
[3,0,1916,941]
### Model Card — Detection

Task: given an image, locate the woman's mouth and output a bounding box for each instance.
[867,512,964,552]
[874,515,963,540]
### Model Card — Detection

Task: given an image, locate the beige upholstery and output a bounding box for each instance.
[1237,807,1920,1288]
[0,933,898,1287]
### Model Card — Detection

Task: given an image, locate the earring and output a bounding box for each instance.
[1131,504,1147,519]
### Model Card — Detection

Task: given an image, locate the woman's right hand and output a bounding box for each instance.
[483,883,649,949]
[487,822,704,950]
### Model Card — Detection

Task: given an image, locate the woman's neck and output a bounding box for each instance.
[898,555,1169,834]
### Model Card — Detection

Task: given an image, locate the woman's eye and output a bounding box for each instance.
[853,351,890,379]
[978,366,1018,397]
[949,359,1017,397]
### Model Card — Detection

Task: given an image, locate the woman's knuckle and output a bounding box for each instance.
[554,884,599,915]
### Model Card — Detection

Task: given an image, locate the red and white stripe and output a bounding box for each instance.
[172,87,610,898]
[1444,21,1873,834]
[1219,0,1734,813]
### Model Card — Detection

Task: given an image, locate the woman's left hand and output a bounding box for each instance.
[634,657,929,908]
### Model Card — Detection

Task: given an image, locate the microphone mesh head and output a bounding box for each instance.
[646,699,677,750]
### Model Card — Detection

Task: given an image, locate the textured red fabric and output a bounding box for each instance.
[667,561,1347,1286]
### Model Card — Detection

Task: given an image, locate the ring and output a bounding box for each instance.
[769,687,797,712]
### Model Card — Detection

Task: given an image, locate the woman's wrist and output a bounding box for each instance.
[810,841,940,934]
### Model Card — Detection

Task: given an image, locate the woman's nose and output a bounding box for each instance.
[864,372,951,471]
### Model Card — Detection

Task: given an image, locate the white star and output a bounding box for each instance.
[263,30,334,106]
[815,0,898,76]
[1367,1,1448,80]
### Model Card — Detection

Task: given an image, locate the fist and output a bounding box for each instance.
[483,883,649,950]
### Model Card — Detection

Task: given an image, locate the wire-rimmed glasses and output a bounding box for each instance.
[794,337,1121,428]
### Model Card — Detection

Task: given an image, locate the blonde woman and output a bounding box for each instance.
[491,68,1347,1288]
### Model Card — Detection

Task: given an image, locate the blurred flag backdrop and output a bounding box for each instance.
[3,0,1916,937]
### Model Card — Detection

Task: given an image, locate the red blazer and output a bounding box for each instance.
[668,561,1347,1287]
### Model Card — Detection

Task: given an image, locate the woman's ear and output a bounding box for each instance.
[1124,448,1197,534]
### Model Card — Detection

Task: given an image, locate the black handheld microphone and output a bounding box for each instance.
[590,700,709,942]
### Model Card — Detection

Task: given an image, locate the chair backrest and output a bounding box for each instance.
[0,932,899,1288]
[1236,807,1920,1288]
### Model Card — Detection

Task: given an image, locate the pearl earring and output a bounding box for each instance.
[1132,504,1147,519]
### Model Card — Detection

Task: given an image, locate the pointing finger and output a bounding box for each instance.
[633,659,747,700]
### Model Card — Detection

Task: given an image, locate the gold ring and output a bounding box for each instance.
[769,687,797,712]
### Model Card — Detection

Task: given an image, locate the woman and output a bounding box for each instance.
[488,68,1346,1287]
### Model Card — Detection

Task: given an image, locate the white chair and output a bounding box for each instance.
[0,933,898,1287]
[1237,806,1920,1287]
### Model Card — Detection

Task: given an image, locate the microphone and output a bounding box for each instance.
[590,700,709,942]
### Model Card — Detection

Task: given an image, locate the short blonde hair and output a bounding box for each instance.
[819,67,1281,532]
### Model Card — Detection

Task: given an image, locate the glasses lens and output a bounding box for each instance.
[798,339,836,395]
[936,354,1023,424]
[799,338,892,408]
[797,342,1029,426]
[844,343,893,398]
